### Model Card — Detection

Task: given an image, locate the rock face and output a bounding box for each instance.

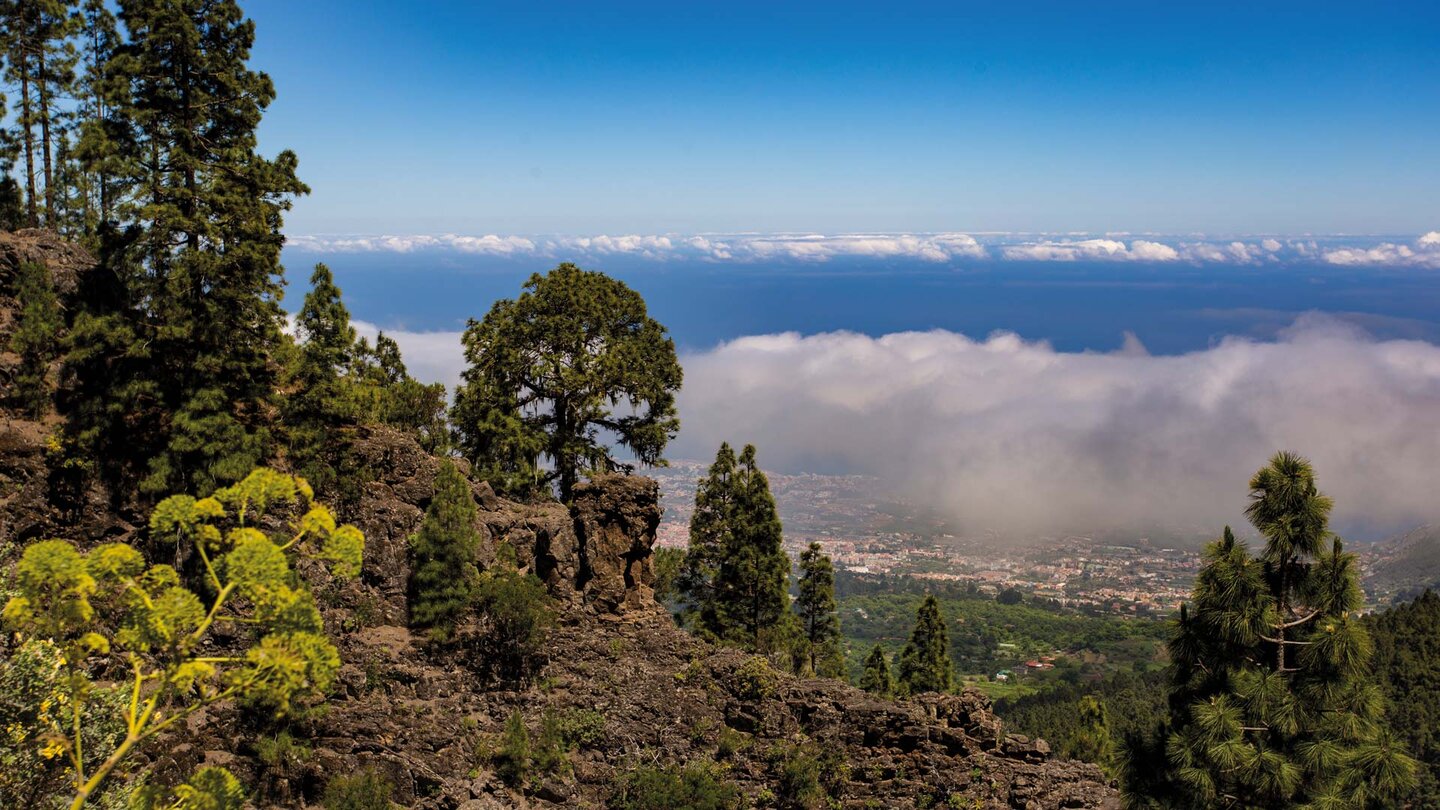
[0,230,105,547]
[571,473,661,615]
[250,430,1116,809]
[0,227,95,299]
[344,428,664,623]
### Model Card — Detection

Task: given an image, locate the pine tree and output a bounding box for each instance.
[1065,696,1115,774]
[283,263,358,493]
[452,263,682,501]
[66,0,126,239]
[678,442,739,637]
[352,332,448,453]
[1125,452,1419,808]
[712,444,791,650]
[1,0,79,226]
[796,542,844,678]
[7,260,61,416]
[408,460,481,640]
[898,595,953,695]
[496,710,531,787]
[114,0,307,495]
[859,644,895,697]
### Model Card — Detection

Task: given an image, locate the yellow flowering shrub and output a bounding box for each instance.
[1,468,364,809]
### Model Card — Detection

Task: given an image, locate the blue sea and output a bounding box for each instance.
[282,249,1440,354]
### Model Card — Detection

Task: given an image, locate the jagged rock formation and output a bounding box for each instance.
[0,234,1120,809]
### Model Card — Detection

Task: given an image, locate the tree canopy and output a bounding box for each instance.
[1122,452,1418,808]
[452,263,682,501]
[898,595,953,695]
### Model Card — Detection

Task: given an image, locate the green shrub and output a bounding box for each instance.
[609,762,743,810]
[716,726,751,760]
[556,708,607,748]
[732,655,779,702]
[472,549,553,683]
[256,729,312,766]
[495,710,531,787]
[323,768,395,810]
[772,743,825,809]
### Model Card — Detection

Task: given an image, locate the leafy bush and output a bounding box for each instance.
[770,743,825,809]
[472,552,552,683]
[0,468,363,808]
[731,655,779,702]
[323,768,395,810]
[609,762,743,810]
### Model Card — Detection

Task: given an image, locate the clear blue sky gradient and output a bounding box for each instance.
[246,1,1440,236]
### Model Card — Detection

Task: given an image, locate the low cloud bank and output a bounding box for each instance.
[360,316,1440,539]
[291,231,1440,268]
[674,317,1440,537]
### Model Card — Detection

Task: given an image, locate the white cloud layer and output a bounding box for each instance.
[676,317,1440,537]
[1322,232,1440,269]
[362,315,1440,539]
[290,231,1440,268]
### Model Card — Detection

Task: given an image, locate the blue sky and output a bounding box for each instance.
[249,0,1440,236]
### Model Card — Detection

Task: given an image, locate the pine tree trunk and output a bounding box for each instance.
[20,52,38,228]
[38,44,53,225]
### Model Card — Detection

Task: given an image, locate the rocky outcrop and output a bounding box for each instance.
[344,427,664,622]
[572,473,661,615]
[247,429,1118,808]
[0,227,95,299]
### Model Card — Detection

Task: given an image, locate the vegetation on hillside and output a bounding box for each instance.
[1367,589,1440,805]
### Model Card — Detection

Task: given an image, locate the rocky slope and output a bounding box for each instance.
[0,231,1119,809]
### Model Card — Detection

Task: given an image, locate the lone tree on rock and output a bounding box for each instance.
[898,595,953,695]
[1122,451,1419,808]
[452,263,682,501]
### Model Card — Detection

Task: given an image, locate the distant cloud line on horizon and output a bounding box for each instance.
[288,230,1440,268]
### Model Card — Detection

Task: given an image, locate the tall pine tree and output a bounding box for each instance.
[282,263,358,493]
[711,444,791,650]
[678,442,739,637]
[1124,452,1418,808]
[64,0,308,497]
[796,541,844,678]
[1,0,79,226]
[409,460,481,640]
[898,595,953,695]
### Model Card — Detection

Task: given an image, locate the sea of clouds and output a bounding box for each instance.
[296,231,1440,269]
[355,313,1440,539]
